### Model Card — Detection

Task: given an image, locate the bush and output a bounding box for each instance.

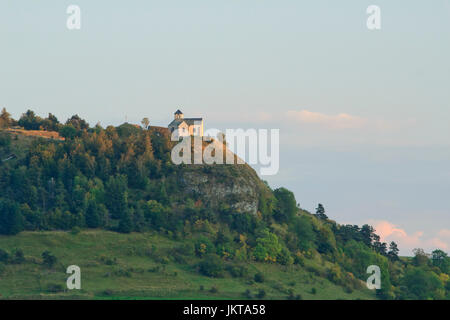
[243,289,252,299]
[0,249,9,263]
[47,283,64,293]
[198,254,224,278]
[42,251,57,268]
[254,272,265,283]
[100,256,117,265]
[209,285,219,293]
[287,289,302,300]
[13,249,25,264]
[256,289,266,299]
[195,237,215,257]
[102,289,114,296]
[311,287,317,294]
[227,264,248,278]
[277,248,294,266]
[70,226,81,235]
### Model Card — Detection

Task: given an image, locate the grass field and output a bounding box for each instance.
[0,230,376,300]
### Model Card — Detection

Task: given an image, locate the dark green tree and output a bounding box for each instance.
[117,210,133,233]
[315,203,328,220]
[60,124,77,139]
[431,249,449,273]
[42,250,57,268]
[18,109,43,130]
[387,241,399,261]
[0,199,23,235]
[85,200,101,228]
[360,224,375,247]
[412,248,430,267]
[105,175,128,219]
[273,188,297,223]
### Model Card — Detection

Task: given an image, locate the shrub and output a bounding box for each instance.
[287,289,302,300]
[243,289,252,299]
[13,249,25,264]
[198,254,224,278]
[272,282,286,293]
[113,269,132,277]
[47,283,64,293]
[0,249,9,263]
[70,226,81,235]
[254,272,265,283]
[277,248,294,266]
[256,289,266,299]
[42,251,57,268]
[102,289,114,296]
[195,237,215,257]
[227,264,248,278]
[100,256,117,265]
[311,287,317,295]
[209,285,219,293]
[294,254,305,266]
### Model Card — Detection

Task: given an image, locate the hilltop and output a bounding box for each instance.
[0,109,449,300]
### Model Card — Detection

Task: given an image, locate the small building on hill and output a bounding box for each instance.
[168,109,203,138]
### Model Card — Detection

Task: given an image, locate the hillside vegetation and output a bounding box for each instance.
[0,108,449,300]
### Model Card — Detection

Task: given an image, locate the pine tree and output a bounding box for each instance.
[388,241,400,261]
[315,203,328,220]
[118,210,133,233]
[85,200,100,228]
[105,175,128,219]
[0,199,24,235]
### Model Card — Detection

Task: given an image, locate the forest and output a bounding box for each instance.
[0,108,449,300]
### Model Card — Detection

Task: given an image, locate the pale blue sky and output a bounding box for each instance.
[1,1,449,254]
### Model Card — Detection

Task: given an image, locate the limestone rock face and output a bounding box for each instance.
[178,165,266,215]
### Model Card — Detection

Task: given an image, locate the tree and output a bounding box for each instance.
[387,241,399,261]
[0,107,12,128]
[253,229,282,262]
[412,248,430,267]
[360,224,375,247]
[0,199,23,235]
[291,215,316,250]
[42,113,60,131]
[66,114,89,130]
[401,267,444,299]
[117,210,133,233]
[198,254,224,277]
[105,175,128,219]
[141,117,150,130]
[18,109,43,130]
[60,124,77,139]
[431,249,449,273]
[372,234,387,256]
[315,203,328,220]
[273,188,297,223]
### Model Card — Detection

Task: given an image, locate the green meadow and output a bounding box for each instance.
[0,230,375,300]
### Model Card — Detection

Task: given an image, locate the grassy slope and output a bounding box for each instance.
[0,230,375,300]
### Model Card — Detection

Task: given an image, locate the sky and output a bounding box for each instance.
[1,1,449,255]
